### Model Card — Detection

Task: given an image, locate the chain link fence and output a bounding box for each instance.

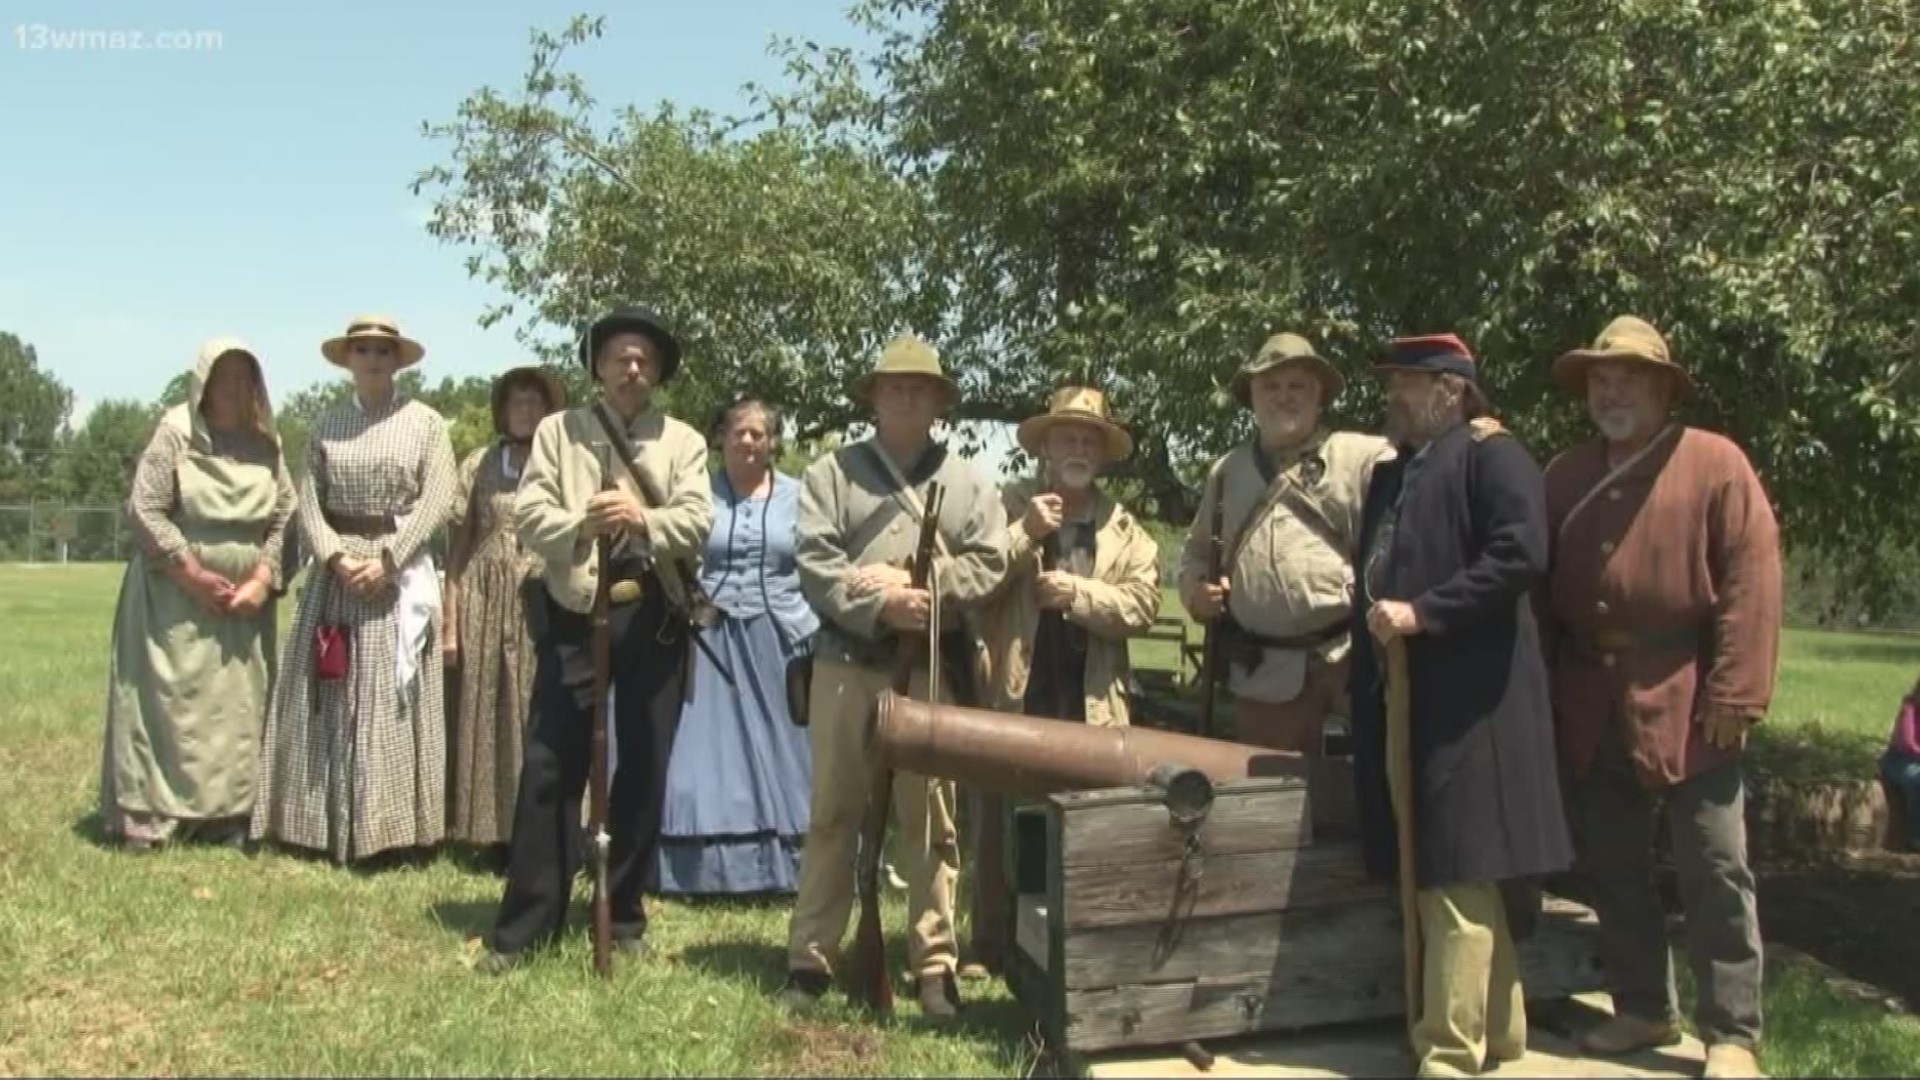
[0,505,135,563]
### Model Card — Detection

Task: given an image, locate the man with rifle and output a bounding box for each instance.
[1177,332,1390,753]
[474,304,714,975]
[965,386,1162,978]
[779,334,1008,1020]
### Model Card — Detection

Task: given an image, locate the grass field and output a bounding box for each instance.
[2,563,1918,1076]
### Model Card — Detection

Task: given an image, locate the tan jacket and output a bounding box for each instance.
[514,400,713,614]
[796,437,1009,670]
[978,478,1161,727]
[1177,428,1391,702]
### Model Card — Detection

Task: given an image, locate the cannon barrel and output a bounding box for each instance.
[867,690,1309,797]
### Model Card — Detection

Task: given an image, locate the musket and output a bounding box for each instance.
[1196,469,1227,738]
[1038,485,1077,721]
[588,443,616,980]
[848,479,946,1015]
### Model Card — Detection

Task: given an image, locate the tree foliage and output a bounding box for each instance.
[0,332,75,504]
[411,16,946,459]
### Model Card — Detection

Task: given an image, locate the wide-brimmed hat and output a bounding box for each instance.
[321,314,425,368]
[849,334,959,409]
[490,365,567,436]
[1016,385,1134,462]
[580,304,682,383]
[1552,315,1694,399]
[1231,332,1346,406]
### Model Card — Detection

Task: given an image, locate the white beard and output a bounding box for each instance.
[1593,408,1642,442]
[1052,460,1095,490]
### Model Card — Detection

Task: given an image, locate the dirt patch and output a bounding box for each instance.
[1756,850,1920,1013]
[764,1018,886,1077]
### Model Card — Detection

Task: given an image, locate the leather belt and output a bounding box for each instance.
[1228,618,1348,675]
[325,511,397,538]
[1577,625,1706,659]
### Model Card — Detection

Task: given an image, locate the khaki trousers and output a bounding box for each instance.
[1411,883,1527,1077]
[785,655,960,979]
[1233,654,1349,754]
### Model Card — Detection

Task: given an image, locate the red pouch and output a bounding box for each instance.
[315,624,350,681]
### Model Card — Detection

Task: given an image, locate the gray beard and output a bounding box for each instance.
[1594,409,1641,442]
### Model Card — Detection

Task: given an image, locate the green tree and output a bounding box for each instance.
[0,332,75,505]
[411,15,945,466]
[779,0,1920,553]
[57,399,162,507]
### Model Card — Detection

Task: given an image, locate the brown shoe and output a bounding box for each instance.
[1702,1043,1765,1079]
[917,969,961,1021]
[1578,1012,1683,1056]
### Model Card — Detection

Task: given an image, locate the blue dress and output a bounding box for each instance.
[653,470,818,895]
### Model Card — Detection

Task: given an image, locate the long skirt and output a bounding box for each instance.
[649,612,813,895]
[447,554,537,846]
[99,538,275,843]
[250,554,446,863]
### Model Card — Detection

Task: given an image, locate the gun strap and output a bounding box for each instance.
[590,401,701,612]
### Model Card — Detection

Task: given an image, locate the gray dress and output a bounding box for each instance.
[100,356,295,845]
[250,391,457,863]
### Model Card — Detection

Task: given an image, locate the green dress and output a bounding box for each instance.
[99,342,294,845]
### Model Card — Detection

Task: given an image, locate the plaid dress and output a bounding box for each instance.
[250,393,457,862]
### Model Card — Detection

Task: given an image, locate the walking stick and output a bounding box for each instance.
[588,443,616,980]
[848,481,946,1016]
[1385,635,1421,1045]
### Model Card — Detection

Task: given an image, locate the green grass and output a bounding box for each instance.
[2,564,1916,1075]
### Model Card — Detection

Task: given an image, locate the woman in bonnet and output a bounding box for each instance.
[99,337,296,851]
[250,315,458,866]
[443,365,567,866]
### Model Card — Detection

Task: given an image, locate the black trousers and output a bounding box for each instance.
[489,583,688,955]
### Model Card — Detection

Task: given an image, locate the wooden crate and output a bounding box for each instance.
[1003,776,1608,1063]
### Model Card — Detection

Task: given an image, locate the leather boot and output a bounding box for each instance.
[917,968,961,1021]
[1578,1012,1683,1056]
[1702,1043,1765,1079]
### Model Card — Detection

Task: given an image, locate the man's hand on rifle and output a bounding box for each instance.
[880,586,932,632]
[1023,493,1064,540]
[1186,577,1229,622]
[1035,570,1078,612]
[848,563,912,598]
[585,489,647,536]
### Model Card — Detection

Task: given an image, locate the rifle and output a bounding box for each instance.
[588,443,616,980]
[848,479,946,1015]
[589,402,735,697]
[1038,486,1077,721]
[1196,470,1227,738]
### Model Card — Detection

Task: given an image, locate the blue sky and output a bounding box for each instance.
[0,2,879,412]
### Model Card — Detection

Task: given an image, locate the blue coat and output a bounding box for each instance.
[1348,420,1573,889]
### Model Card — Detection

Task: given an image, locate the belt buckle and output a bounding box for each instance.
[609,578,644,605]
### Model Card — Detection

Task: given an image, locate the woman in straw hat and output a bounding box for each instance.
[99,338,295,852]
[442,366,568,865]
[250,315,459,866]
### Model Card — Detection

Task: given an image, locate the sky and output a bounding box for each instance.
[0,0,1025,475]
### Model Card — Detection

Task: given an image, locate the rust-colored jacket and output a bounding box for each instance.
[1540,426,1783,788]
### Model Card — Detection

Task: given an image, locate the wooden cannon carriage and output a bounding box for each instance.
[870,692,1609,1073]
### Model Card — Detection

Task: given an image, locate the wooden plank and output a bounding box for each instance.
[1063,897,1403,989]
[1057,784,1311,869]
[1062,841,1387,931]
[1060,901,1607,1054]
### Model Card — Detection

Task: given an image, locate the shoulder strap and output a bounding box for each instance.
[591,401,662,509]
[860,440,955,558]
[1557,423,1680,540]
[1224,443,1344,567]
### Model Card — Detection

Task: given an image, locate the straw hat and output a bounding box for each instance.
[1552,316,1694,399]
[1016,385,1134,463]
[320,314,425,368]
[490,366,568,436]
[1231,332,1346,406]
[849,334,959,409]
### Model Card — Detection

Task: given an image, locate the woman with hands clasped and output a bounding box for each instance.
[250,315,458,866]
[99,338,296,852]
